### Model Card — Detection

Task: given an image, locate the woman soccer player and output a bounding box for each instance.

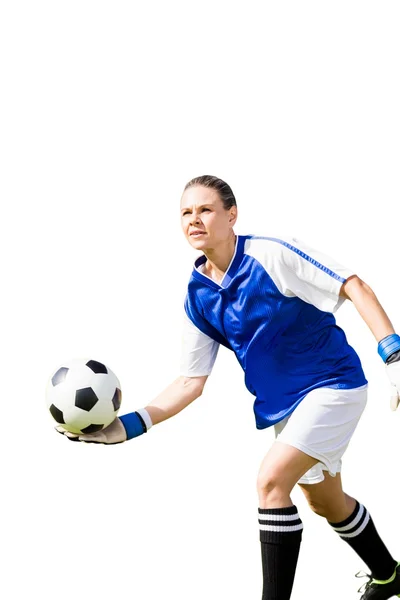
[57,175,400,600]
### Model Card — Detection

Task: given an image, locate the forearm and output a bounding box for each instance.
[341,276,395,342]
[144,376,204,425]
[119,375,206,440]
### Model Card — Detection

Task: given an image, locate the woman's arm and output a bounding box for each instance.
[116,374,208,440]
[144,375,208,425]
[56,375,208,443]
[340,275,395,342]
[340,275,400,410]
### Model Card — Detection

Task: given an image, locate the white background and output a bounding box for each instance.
[1,1,400,598]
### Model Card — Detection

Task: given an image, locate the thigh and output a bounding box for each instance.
[299,472,344,506]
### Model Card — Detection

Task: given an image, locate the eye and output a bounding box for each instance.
[201,208,210,212]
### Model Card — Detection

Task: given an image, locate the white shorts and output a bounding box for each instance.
[274,384,368,485]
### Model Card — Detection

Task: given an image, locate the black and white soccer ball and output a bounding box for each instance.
[46,358,122,434]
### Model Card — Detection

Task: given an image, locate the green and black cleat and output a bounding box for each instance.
[356,563,400,599]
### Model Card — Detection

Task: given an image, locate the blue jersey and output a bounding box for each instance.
[181,234,367,429]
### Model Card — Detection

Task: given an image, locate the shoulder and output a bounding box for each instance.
[243,234,298,267]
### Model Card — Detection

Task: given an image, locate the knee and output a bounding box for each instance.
[304,491,355,521]
[307,498,330,518]
[306,496,347,520]
[256,468,289,501]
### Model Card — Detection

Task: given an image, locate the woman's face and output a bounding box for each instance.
[180,185,237,251]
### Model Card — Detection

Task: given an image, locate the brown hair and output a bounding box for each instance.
[183,175,237,210]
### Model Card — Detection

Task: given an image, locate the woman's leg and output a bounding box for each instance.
[256,440,319,600]
[298,472,355,521]
[299,474,398,581]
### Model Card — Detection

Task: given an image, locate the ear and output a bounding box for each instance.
[229,206,238,224]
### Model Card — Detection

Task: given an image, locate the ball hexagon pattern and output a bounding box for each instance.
[46,358,122,434]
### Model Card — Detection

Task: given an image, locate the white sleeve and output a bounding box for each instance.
[246,236,355,313]
[179,312,219,377]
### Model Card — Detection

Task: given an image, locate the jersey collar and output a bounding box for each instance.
[192,235,247,289]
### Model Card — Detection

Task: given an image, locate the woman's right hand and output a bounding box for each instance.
[55,417,128,444]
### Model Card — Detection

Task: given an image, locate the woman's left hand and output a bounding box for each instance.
[386,362,400,410]
[55,417,128,443]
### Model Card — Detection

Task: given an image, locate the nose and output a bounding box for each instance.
[189,211,201,225]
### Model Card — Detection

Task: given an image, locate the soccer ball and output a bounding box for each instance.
[46,358,122,434]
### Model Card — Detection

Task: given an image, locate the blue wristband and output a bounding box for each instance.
[119,412,147,440]
[378,334,400,363]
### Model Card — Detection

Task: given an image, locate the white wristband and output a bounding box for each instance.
[136,408,153,430]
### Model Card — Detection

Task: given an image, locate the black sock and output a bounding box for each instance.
[258,505,303,600]
[329,500,397,580]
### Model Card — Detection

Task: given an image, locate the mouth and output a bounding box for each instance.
[190,231,206,238]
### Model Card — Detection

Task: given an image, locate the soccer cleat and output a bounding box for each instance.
[356,563,400,599]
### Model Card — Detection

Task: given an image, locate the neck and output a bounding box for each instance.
[203,232,237,278]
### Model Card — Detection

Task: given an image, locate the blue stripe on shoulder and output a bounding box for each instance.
[249,236,346,283]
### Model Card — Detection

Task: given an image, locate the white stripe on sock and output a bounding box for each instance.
[258,512,300,522]
[332,504,364,533]
[338,511,370,539]
[259,523,304,533]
